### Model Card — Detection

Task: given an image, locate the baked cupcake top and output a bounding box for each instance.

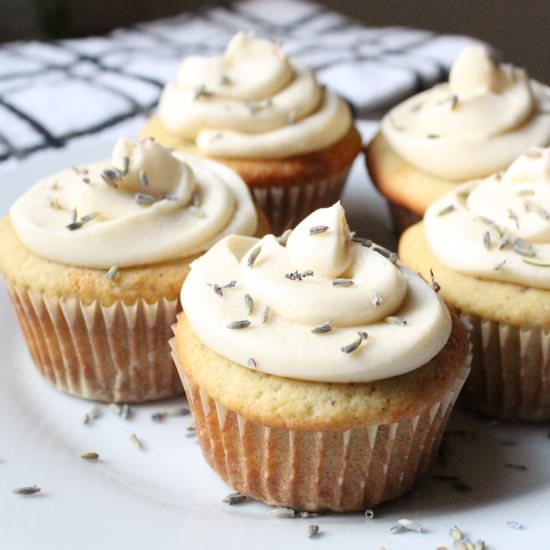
[424,147,550,289]
[10,138,257,268]
[181,203,451,383]
[381,46,550,181]
[157,32,352,160]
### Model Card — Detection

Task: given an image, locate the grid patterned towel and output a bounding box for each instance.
[0,0,484,163]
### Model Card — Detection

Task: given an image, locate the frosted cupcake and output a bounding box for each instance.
[0,137,265,403]
[141,32,363,234]
[172,203,470,511]
[367,46,550,235]
[399,147,550,420]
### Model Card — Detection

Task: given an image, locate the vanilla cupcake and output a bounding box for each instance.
[0,137,266,403]
[399,147,550,420]
[172,203,470,511]
[367,46,550,235]
[141,32,362,234]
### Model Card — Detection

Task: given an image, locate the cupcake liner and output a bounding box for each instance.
[171,335,470,512]
[387,201,422,238]
[250,167,351,235]
[459,313,550,421]
[7,284,182,403]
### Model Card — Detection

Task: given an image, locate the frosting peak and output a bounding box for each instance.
[382,46,550,180]
[176,32,292,102]
[240,217,406,327]
[286,203,352,279]
[181,204,451,383]
[506,147,550,182]
[158,32,352,160]
[10,139,257,269]
[449,47,505,98]
[111,138,195,201]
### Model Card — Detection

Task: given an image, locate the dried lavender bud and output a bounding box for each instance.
[311,321,333,334]
[227,320,251,330]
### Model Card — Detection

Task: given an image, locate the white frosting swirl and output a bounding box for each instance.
[10,138,257,269]
[158,32,352,159]
[425,147,550,289]
[182,203,451,383]
[382,47,550,180]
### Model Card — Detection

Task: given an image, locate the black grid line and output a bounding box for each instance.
[0,0,485,163]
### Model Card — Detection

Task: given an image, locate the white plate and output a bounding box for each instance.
[1,123,549,549]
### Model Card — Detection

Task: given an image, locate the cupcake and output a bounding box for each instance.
[141,32,363,234]
[0,137,267,403]
[399,147,550,421]
[172,203,470,511]
[367,46,550,236]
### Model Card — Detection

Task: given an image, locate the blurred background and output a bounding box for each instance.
[0,0,550,82]
[3,0,549,82]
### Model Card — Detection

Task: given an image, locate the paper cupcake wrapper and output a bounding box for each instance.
[387,201,422,238]
[171,336,470,512]
[459,313,550,421]
[250,167,351,235]
[7,284,182,403]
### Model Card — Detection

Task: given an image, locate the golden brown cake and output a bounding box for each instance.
[172,203,471,511]
[141,32,363,234]
[0,138,267,403]
[366,132,456,235]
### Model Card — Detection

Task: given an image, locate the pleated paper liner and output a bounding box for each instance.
[250,166,351,235]
[7,284,182,403]
[459,313,550,421]
[171,336,471,512]
[388,201,422,239]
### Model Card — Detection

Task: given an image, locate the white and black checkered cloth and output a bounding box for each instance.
[0,0,485,163]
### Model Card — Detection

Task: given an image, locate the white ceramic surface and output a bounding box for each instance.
[1,123,549,549]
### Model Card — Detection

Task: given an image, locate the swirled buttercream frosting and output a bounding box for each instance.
[425,147,550,289]
[182,203,451,383]
[10,138,257,268]
[382,46,550,180]
[158,32,352,159]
